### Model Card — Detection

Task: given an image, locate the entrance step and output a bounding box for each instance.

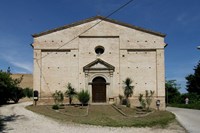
[90,103,109,105]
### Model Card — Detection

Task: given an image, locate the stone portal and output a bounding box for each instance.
[92,77,106,102]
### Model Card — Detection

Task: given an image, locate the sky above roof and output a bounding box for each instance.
[0,0,200,93]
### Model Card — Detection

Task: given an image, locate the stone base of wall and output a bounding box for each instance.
[36,97,80,105]
[36,96,165,110]
[129,96,166,110]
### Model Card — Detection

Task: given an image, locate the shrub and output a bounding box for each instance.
[65,83,77,105]
[23,88,33,98]
[180,93,200,104]
[123,78,134,107]
[52,104,59,110]
[145,90,154,111]
[170,102,200,110]
[52,90,64,105]
[119,94,128,106]
[10,87,25,103]
[138,94,146,109]
[138,90,154,111]
[77,90,90,106]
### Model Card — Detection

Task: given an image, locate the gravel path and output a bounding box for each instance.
[0,102,185,133]
[167,107,200,133]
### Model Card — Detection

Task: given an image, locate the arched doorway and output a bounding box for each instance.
[92,77,106,102]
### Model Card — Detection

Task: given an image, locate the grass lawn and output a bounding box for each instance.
[26,104,175,127]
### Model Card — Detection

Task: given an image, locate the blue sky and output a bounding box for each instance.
[0,0,200,93]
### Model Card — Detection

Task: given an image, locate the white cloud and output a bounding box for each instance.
[10,61,33,73]
[176,13,200,25]
[177,13,187,22]
[1,55,33,73]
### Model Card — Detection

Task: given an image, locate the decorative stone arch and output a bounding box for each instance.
[89,73,110,84]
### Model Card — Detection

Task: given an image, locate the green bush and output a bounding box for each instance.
[123,77,134,107]
[23,88,33,98]
[65,83,77,105]
[170,102,200,110]
[52,90,64,105]
[10,87,25,103]
[180,93,200,104]
[145,90,154,111]
[0,69,24,104]
[52,104,59,110]
[77,90,90,106]
[138,90,154,111]
[138,94,146,109]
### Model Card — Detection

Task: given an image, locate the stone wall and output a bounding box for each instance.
[11,74,33,89]
[32,17,166,110]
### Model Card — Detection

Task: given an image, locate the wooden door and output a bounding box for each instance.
[92,77,106,102]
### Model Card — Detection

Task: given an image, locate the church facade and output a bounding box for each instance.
[32,16,166,109]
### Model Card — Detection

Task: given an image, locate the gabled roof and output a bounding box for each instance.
[32,16,166,38]
[83,58,115,71]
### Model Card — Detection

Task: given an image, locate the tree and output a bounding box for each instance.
[123,77,134,107]
[180,92,200,104]
[165,80,181,104]
[10,86,24,103]
[186,61,200,95]
[0,70,12,104]
[9,75,24,103]
[65,83,77,105]
[0,68,24,104]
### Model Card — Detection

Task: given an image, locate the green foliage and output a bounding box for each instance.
[10,87,24,103]
[180,92,200,104]
[185,61,200,95]
[52,104,59,110]
[0,70,13,104]
[52,90,64,105]
[165,80,181,104]
[123,77,134,107]
[145,90,154,111]
[23,87,33,98]
[170,102,200,110]
[138,94,146,109]
[65,83,77,105]
[0,68,24,104]
[77,90,90,106]
[138,90,154,111]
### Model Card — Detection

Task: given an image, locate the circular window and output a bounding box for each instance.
[95,46,104,55]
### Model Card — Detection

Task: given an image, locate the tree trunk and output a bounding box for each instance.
[69,97,72,105]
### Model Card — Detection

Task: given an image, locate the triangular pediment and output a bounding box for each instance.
[83,58,115,71]
[32,16,165,38]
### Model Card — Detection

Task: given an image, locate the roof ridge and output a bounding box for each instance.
[32,16,166,37]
